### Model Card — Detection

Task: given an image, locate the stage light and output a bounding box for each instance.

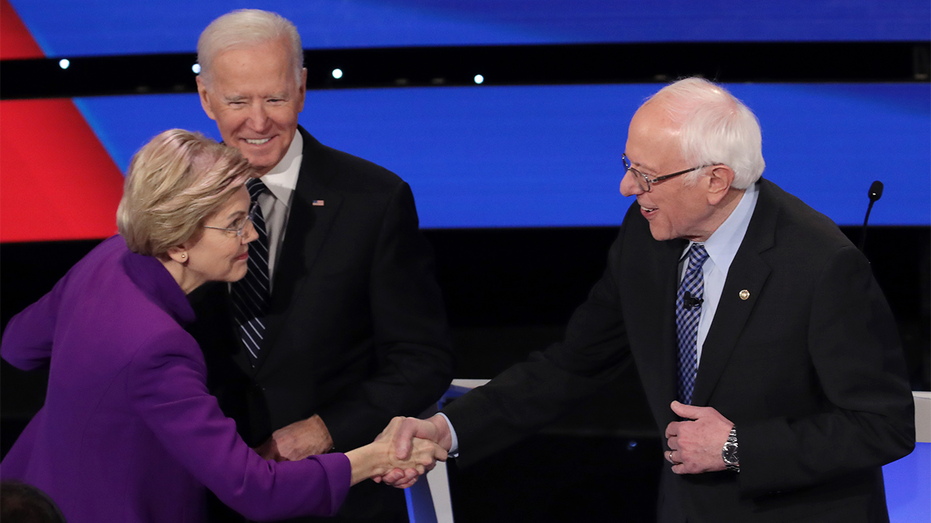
[474,74,484,84]
[332,68,343,79]
[192,64,201,74]
[59,59,70,70]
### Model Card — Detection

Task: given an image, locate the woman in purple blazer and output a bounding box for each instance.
[0,129,442,523]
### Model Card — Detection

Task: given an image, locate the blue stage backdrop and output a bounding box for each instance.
[76,83,929,228]
[10,0,930,57]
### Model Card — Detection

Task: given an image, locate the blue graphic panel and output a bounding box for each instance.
[11,0,930,57]
[75,83,930,228]
[884,442,930,523]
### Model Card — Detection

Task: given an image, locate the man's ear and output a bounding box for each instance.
[296,67,308,113]
[706,165,736,205]
[196,76,217,121]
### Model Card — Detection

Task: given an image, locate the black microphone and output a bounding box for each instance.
[683,291,703,309]
[858,180,883,252]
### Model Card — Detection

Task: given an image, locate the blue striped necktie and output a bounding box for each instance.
[231,178,271,364]
[676,243,709,404]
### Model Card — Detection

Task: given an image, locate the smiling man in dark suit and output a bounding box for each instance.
[186,9,453,523]
[383,77,915,522]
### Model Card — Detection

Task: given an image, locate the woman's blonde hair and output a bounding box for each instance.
[117,129,253,257]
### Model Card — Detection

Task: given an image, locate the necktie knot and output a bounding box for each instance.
[246,178,268,202]
[687,243,709,272]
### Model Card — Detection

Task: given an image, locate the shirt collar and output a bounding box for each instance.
[259,130,302,203]
[684,181,759,273]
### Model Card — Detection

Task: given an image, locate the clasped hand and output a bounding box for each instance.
[664,401,734,474]
[254,414,333,462]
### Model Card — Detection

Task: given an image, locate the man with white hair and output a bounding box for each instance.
[384,77,915,522]
[187,9,453,523]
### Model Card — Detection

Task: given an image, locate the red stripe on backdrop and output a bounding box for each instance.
[0,0,125,242]
[0,99,125,242]
[1,0,44,59]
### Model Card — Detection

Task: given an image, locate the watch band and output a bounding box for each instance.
[722,425,740,472]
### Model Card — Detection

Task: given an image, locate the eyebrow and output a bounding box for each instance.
[222,93,290,103]
[223,209,247,223]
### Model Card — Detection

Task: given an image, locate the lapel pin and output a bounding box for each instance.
[739,289,750,300]
[312,200,325,207]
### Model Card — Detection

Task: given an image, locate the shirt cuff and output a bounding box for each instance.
[437,412,460,457]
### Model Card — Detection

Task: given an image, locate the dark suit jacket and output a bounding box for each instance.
[188,127,454,521]
[444,179,915,523]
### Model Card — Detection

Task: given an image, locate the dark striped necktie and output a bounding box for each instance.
[231,178,271,364]
[676,243,708,405]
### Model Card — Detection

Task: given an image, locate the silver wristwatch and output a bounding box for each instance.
[722,425,739,472]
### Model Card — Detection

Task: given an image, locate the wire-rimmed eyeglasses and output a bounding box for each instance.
[622,153,711,192]
[203,200,259,238]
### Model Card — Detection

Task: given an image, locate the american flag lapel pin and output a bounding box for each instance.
[312,199,325,207]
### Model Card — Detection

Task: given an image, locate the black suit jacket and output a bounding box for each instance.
[444,179,914,523]
[189,127,454,520]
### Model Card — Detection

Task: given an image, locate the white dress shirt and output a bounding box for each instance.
[254,131,303,292]
[681,181,759,364]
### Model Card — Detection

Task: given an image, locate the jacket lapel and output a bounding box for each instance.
[654,239,688,412]
[257,127,343,368]
[623,222,686,419]
[691,180,778,405]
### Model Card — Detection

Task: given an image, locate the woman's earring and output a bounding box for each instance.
[180,253,187,259]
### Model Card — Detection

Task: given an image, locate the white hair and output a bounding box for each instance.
[646,77,765,189]
[197,9,303,86]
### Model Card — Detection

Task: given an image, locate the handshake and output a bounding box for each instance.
[371,415,452,489]
[251,413,452,488]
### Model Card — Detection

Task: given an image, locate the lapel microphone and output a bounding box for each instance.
[858,180,883,253]
[683,291,703,309]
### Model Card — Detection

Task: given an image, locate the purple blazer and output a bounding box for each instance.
[0,236,351,523]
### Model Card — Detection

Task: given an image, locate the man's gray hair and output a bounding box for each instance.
[646,77,765,189]
[197,9,304,86]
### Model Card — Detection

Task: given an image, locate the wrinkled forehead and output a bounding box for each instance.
[207,38,301,86]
